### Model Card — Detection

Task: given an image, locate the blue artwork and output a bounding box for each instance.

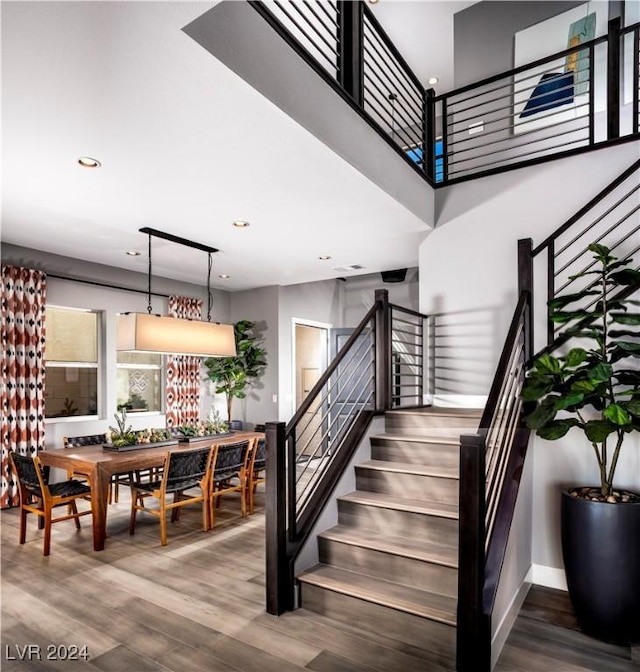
[519,72,574,118]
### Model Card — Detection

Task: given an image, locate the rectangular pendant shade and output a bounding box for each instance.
[117,313,236,358]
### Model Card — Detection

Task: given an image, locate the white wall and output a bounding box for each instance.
[419,142,640,588]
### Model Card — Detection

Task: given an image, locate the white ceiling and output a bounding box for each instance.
[1,0,477,291]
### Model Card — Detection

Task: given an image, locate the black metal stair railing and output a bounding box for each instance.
[265,289,433,614]
[390,304,429,408]
[250,0,430,180]
[532,157,640,345]
[432,17,639,184]
[251,3,639,187]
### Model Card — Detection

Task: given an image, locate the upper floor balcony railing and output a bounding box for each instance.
[250,1,640,187]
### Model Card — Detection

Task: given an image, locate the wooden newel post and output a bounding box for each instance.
[265,421,291,615]
[374,289,391,412]
[457,433,490,672]
[607,17,621,141]
[517,238,533,359]
[337,1,364,106]
[424,88,435,182]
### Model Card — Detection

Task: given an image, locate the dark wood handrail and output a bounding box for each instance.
[389,302,430,320]
[286,300,379,433]
[478,292,529,432]
[532,158,640,256]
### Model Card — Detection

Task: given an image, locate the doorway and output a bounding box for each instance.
[293,321,330,459]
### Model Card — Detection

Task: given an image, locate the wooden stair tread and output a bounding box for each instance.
[358,460,459,480]
[319,524,458,568]
[340,491,459,519]
[298,564,457,626]
[370,433,462,445]
[386,407,483,418]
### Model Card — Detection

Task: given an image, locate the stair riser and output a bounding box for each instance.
[385,414,478,437]
[338,500,458,547]
[371,438,459,469]
[355,468,458,504]
[300,582,456,665]
[318,537,458,598]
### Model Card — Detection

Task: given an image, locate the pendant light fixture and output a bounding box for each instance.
[117,227,237,358]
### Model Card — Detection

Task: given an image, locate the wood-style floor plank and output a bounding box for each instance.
[2,489,638,671]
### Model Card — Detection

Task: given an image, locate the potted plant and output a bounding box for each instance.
[108,408,137,447]
[203,319,267,425]
[523,243,640,644]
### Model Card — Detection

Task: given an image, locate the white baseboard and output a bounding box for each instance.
[491,569,532,670]
[531,564,568,591]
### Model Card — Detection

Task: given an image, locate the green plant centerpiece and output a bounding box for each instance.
[108,408,137,447]
[175,408,229,441]
[202,407,229,435]
[523,243,640,644]
[203,319,267,423]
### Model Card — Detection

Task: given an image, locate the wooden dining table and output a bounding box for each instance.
[39,431,264,551]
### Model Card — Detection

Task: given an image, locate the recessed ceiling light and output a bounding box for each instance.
[126,250,141,256]
[232,220,250,228]
[78,156,101,168]
[219,274,230,279]
[319,255,332,260]
[428,77,439,85]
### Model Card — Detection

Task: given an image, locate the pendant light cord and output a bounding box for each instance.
[207,252,213,322]
[147,233,153,314]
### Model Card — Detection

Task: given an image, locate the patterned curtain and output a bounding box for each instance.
[1,266,47,508]
[165,296,202,428]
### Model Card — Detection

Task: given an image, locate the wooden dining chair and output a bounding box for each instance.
[64,433,131,504]
[8,451,93,556]
[210,439,252,526]
[128,446,214,546]
[246,437,266,514]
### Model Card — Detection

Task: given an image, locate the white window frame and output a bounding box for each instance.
[44,306,101,423]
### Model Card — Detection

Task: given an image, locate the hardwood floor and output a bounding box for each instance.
[1,490,637,671]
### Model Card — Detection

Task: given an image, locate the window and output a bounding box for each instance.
[116,352,163,413]
[45,307,99,418]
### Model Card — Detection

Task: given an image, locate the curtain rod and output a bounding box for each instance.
[47,272,171,299]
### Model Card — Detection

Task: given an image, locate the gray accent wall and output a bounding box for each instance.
[453,1,586,88]
[228,286,280,428]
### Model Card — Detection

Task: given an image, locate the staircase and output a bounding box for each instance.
[297,406,482,669]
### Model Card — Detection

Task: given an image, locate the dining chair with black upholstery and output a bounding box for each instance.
[9,451,93,556]
[210,439,252,525]
[246,437,266,515]
[64,433,132,504]
[128,446,214,546]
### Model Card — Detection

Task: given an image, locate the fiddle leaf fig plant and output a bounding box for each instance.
[203,320,267,423]
[523,244,640,499]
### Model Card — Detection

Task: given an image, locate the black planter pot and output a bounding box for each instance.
[561,489,640,644]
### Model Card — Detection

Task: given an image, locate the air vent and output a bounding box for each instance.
[332,264,364,272]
